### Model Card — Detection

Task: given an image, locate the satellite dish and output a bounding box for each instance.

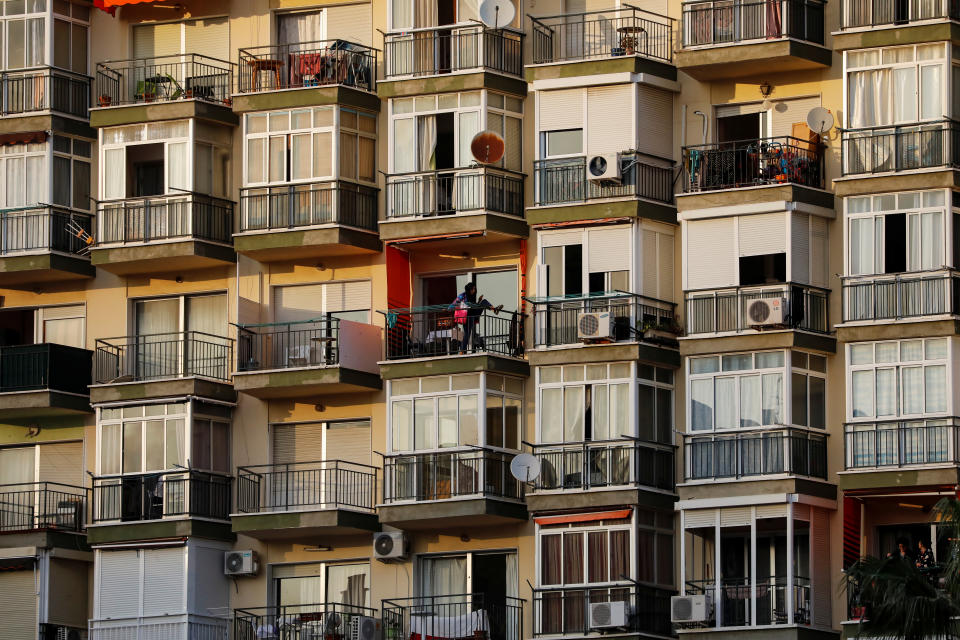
[806,107,834,135]
[510,453,541,483]
[478,0,516,28]
[471,130,505,164]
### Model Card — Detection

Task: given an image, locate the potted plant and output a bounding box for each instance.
[98,95,111,107]
[620,35,638,54]
[641,318,683,344]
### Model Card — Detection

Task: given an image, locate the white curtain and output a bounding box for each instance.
[186,294,227,336]
[925,365,947,412]
[611,383,629,440]
[246,138,265,184]
[737,376,759,428]
[278,11,324,47]
[6,157,24,207]
[100,424,122,475]
[850,217,874,276]
[26,155,44,206]
[564,386,584,441]
[458,111,480,168]
[592,385,609,440]
[849,69,893,128]
[716,377,738,428]
[43,317,83,348]
[540,388,562,443]
[920,65,941,120]
[137,298,180,336]
[761,373,782,425]
[394,119,416,173]
[504,554,519,640]
[921,212,943,269]
[104,148,124,200]
[875,368,897,416]
[167,142,189,193]
[418,115,437,171]
[690,379,714,431]
[415,0,438,27]
[852,371,875,419]
[902,366,923,414]
[166,419,186,468]
[421,556,467,598]
[893,67,917,123]
[392,0,414,29]
[0,447,34,484]
[27,18,44,67]
[327,563,370,608]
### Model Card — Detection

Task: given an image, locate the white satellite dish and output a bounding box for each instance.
[478,0,516,29]
[806,107,834,135]
[509,453,541,483]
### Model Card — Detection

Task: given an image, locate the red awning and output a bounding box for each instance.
[534,509,633,526]
[94,0,170,13]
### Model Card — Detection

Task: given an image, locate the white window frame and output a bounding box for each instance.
[98,120,194,201]
[536,362,637,444]
[270,560,371,608]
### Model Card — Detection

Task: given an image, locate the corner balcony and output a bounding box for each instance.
[681,577,812,629]
[90,615,228,640]
[0,67,91,133]
[684,428,827,482]
[677,0,830,79]
[0,482,86,534]
[0,343,93,416]
[532,585,673,638]
[234,181,380,261]
[684,283,830,338]
[379,449,526,529]
[683,136,825,193]
[383,595,524,640]
[835,0,960,49]
[0,207,94,285]
[234,603,379,640]
[841,269,960,332]
[91,192,235,274]
[381,168,526,245]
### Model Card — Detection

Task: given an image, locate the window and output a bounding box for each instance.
[52,135,91,210]
[417,551,519,601]
[2,0,46,70]
[0,140,47,208]
[848,338,949,419]
[389,0,519,30]
[542,129,582,157]
[277,9,325,46]
[539,226,634,298]
[846,44,946,128]
[538,517,634,587]
[539,363,633,443]
[273,562,370,611]
[792,353,827,429]
[638,365,675,445]
[53,1,89,74]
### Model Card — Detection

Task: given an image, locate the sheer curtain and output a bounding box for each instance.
[0,447,34,484]
[849,69,893,128]
[925,365,947,412]
[278,11,324,47]
[761,373,783,425]
[736,377,758,427]
[166,142,189,193]
[104,148,124,200]
[327,563,370,608]
[691,379,714,430]
[902,367,923,414]
[875,368,897,416]
[421,556,467,600]
[564,386,584,441]
[851,370,874,417]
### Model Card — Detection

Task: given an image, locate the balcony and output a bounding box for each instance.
[382,595,524,640]
[841,120,960,177]
[0,343,93,416]
[90,615,228,640]
[0,482,86,533]
[685,428,827,481]
[532,585,673,638]
[233,461,379,539]
[845,418,960,469]
[0,207,94,284]
[683,136,825,193]
[836,0,960,49]
[91,470,230,525]
[683,577,811,628]
[677,0,829,79]
[379,449,526,528]
[0,67,90,123]
[234,603,379,640]
[684,283,830,336]
[235,181,380,260]
[381,168,526,244]
[842,269,960,323]
[91,192,235,274]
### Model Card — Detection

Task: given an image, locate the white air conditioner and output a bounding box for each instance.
[586,153,621,183]
[746,297,788,328]
[373,531,409,562]
[588,601,628,629]
[224,550,258,576]
[577,311,612,340]
[670,594,713,623]
[350,615,383,640]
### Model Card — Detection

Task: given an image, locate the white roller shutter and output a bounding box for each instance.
[587,85,633,155]
[811,216,829,288]
[683,509,716,529]
[540,229,583,247]
[325,280,372,313]
[738,213,786,257]
[133,23,182,59]
[0,568,37,639]
[184,18,230,62]
[272,422,325,465]
[97,550,141,619]
[719,507,751,527]
[771,97,821,139]
[325,420,372,466]
[587,227,630,273]
[686,218,736,289]
[715,102,765,118]
[539,88,584,132]
[274,284,324,323]
[142,547,185,616]
[327,3,373,46]
[637,86,674,159]
[38,441,83,487]
[792,213,810,283]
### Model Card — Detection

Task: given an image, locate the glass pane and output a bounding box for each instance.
[145,420,164,470]
[486,393,504,447]
[438,396,458,448]
[504,397,521,449]
[122,421,142,473]
[414,397,436,450]
[165,419,185,468]
[459,394,478,446]
[541,387,562,443]
[564,386,584,441]
[192,419,211,469]
[392,399,412,451]
[691,379,714,430]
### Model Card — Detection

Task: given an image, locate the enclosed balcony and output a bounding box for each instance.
[532,585,673,638]
[0,343,93,416]
[234,603,379,640]
[684,428,827,481]
[531,292,678,349]
[844,418,960,470]
[91,470,231,524]
[382,26,523,86]
[0,67,90,121]
[836,0,960,48]
[842,269,960,322]
[90,615,228,640]
[0,482,86,533]
[683,136,825,193]
[841,120,960,176]
[532,440,674,492]
[684,283,829,336]
[382,595,524,640]
[0,207,94,285]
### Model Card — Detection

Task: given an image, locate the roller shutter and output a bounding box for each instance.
[659,232,675,302]
[540,230,583,247]
[715,102,765,118]
[184,18,229,62]
[683,509,716,529]
[587,227,630,274]
[272,422,325,465]
[142,547,185,616]
[792,213,810,283]
[812,508,832,627]
[636,86,674,159]
[771,97,821,139]
[325,281,372,313]
[755,504,787,519]
[719,507,751,527]
[48,558,89,627]
[686,218,736,289]
[811,216,829,288]
[539,89,584,132]
[738,213,786,257]
[587,85,632,155]
[133,23,182,59]
[273,281,371,322]
[325,420,372,466]
[327,3,373,46]
[0,567,36,639]
[38,441,83,487]
[642,229,675,302]
[97,550,141,619]
[273,562,324,578]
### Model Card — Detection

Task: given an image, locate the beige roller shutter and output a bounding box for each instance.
[715,102,765,118]
[738,212,786,257]
[273,562,324,578]
[325,280,372,313]
[683,509,716,529]
[540,229,583,247]
[133,23,182,59]
[539,88,584,132]
[686,218,736,289]
[587,85,632,155]
[38,441,83,487]
[587,227,630,274]
[327,3,373,46]
[755,504,787,519]
[659,232,675,302]
[792,213,810,283]
[272,422,325,465]
[325,420,372,466]
[771,97,821,139]
[184,17,230,62]
[274,284,324,323]
[48,558,89,627]
[811,216,829,288]
[641,229,674,301]
[812,508,832,627]
[643,230,658,298]
[637,86,674,159]
[0,567,37,639]
[97,549,141,619]
[719,507,751,527]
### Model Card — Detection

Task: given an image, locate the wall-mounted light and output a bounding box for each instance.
[759,81,773,99]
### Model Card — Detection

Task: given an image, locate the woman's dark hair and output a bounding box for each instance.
[463,281,477,303]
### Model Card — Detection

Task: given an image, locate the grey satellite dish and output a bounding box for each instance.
[510,453,541,483]
[478,0,516,28]
[806,107,834,134]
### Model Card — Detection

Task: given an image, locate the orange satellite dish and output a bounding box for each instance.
[471,130,505,164]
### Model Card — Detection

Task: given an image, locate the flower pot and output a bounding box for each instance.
[98,95,111,107]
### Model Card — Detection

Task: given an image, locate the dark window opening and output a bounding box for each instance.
[565,245,582,296]
[127,143,164,197]
[884,213,906,273]
[739,253,787,286]
[718,113,760,144]
[0,309,33,346]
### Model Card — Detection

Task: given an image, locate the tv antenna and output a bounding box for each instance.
[478,0,516,29]
[806,106,835,135]
[471,130,506,164]
[510,453,542,484]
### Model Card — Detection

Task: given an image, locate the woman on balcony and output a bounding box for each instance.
[450,282,503,354]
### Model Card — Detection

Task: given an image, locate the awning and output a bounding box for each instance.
[0,131,47,146]
[94,0,171,14]
[534,509,633,526]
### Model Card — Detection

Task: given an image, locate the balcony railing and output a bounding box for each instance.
[845,418,960,469]
[234,603,378,640]
[532,440,675,492]
[91,470,231,523]
[382,449,523,503]
[0,482,86,532]
[842,120,960,175]
[96,192,234,246]
[534,153,674,206]
[94,331,234,384]
[237,318,341,372]
[531,5,674,64]
[386,168,524,219]
[382,595,523,640]
[841,0,960,27]
[0,207,93,256]
[683,136,825,192]
[95,54,233,107]
[682,0,825,47]
[0,67,90,117]
[384,26,523,78]
[239,181,378,233]
[685,428,827,480]
[236,460,377,513]
[90,615,229,640]
[684,283,829,335]
[533,585,673,637]
[384,306,524,360]
[685,576,810,627]
[530,292,677,348]
[843,269,960,322]
[238,39,376,93]
[0,343,92,395]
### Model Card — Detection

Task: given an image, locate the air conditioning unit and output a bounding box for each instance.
[670,594,713,623]
[588,601,628,629]
[40,625,85,640]
[224,550,258,576]
[373,531,409,562]
[350,615,383,640]
[577,311,612,341]
[586,153,621,183]
[746,297,788,328]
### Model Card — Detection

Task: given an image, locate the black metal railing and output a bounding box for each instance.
[685,428,827,480]
[841,0,960,27]
[95,54,233,106]
[382,595,524,640]
[0,207,93,255]
[235,603,378,640]
[239,181,378,233]
[845,419,960,469]
[0,482,86,532]
[532,440,675,492]
[236,460,377,513]
[94,331,234,384]
[843,269,960,321]
[683,136,825,192]
[531,5,674,64]
[684,577,810,627]
[384,307,524,360]
[684,283,830,334]
[384,27,523,78]
[534,153,673,206]
[842,120,960,175]
[0,343,92,395]
[386,168,524,219]
[0,67,90,117]
[96,192,234,246]
[237,318,341,371]
[91,470,231,522]
[238,39,376,93]
[531,292,677,347]
[533,586,672,637]
[382,449,523,503]
[682,0,825,46]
